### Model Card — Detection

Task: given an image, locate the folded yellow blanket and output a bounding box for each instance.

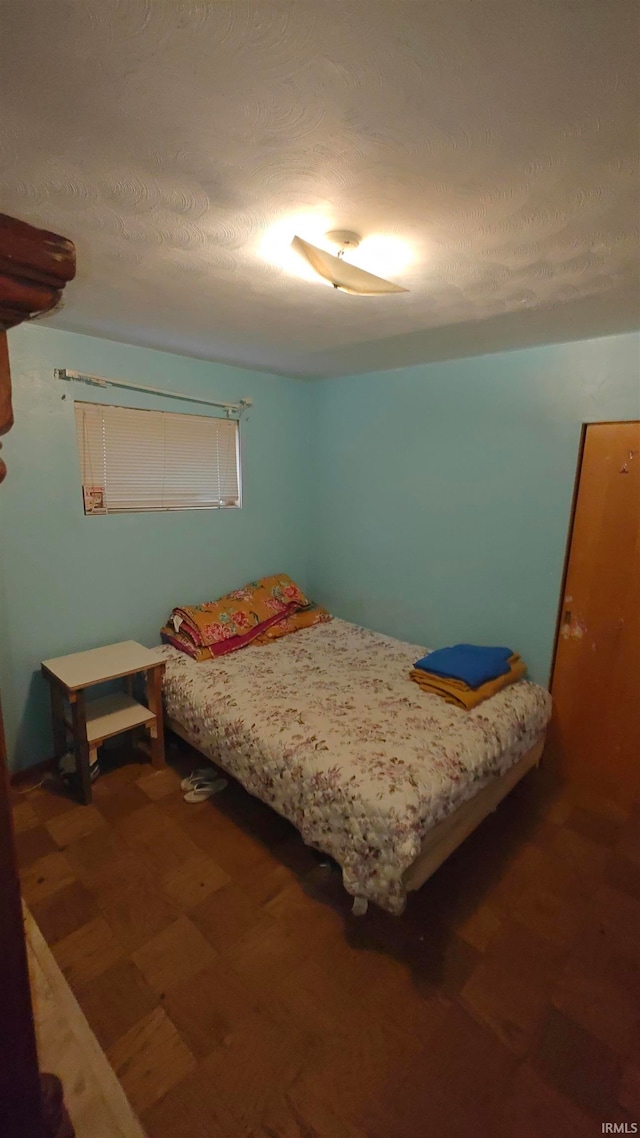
[410,655,526,710]
[414,653,520,691]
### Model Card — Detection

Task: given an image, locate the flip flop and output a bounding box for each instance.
[183,777,228,803]
[180,767,221,791]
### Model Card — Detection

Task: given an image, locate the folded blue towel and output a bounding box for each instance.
[413,644,514,689]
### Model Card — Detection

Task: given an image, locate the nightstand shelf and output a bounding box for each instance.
[42,641,166,805]
[64,693,156,745]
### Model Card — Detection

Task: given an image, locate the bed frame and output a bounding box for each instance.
[166,713,545,915]
[402,736,544,892]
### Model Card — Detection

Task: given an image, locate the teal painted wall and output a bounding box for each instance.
[1,325,311,771]
[308,332,640,685]
[3,324,639,772]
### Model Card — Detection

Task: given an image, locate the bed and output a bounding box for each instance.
[160,619,552,915]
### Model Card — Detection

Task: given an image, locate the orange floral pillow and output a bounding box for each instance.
[218,573,309,614]
[168,574,310,652]
[253,603,332,645]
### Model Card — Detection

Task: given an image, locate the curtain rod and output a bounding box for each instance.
[54,368,253,417]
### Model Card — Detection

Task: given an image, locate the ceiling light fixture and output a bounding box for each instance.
[291,230,409,295]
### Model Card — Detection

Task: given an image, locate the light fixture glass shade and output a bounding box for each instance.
[291,236,408,295]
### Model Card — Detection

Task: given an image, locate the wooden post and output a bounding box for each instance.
[146,663,166,768]
[49,679,67,762]
[70,692,92,806]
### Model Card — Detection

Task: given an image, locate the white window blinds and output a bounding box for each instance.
[74,401,241,514]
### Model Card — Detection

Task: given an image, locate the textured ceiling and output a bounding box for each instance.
[1,0,639,379]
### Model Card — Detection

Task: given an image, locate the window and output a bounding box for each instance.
[74,401,241,514]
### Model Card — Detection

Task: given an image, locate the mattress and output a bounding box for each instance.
[161,619,552,914]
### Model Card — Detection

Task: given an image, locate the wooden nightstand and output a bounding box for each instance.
[41,641,166,805]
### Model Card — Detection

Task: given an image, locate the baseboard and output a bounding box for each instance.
[10,756,56,788]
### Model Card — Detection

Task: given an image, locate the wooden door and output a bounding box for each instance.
[550,421,640,804]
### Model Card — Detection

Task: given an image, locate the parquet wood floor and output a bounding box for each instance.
[13,740,640,1137]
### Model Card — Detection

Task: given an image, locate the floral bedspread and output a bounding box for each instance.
[161,620,552,914]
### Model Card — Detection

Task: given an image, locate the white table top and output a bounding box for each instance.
[42,640,165,691]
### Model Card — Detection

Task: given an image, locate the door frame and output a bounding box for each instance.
[548,423,587,690]
[0,696,45,1136]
